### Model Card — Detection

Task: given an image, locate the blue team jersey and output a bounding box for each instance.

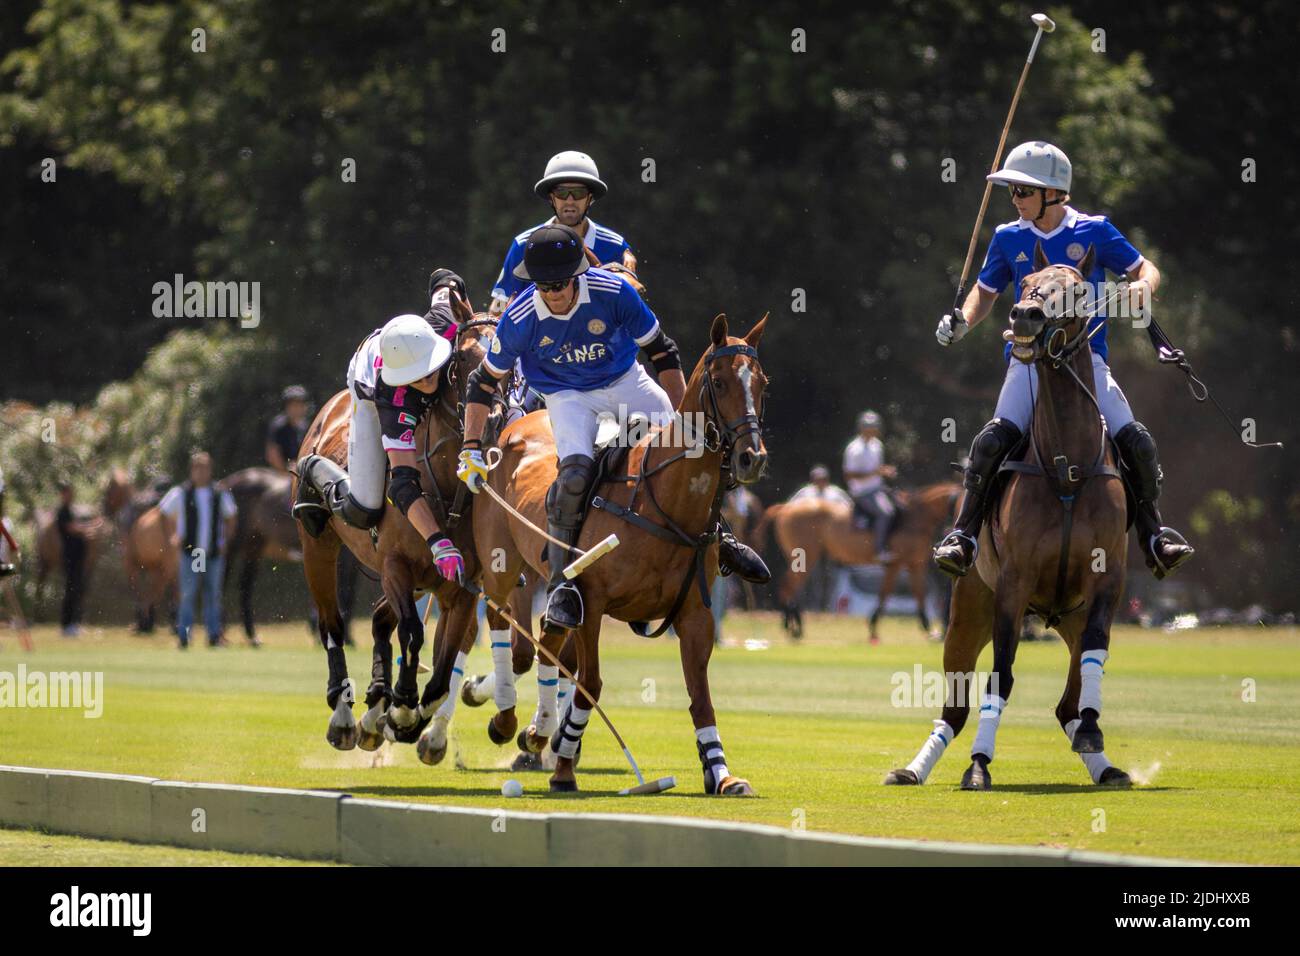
[491,218,631,305]
[976,206,1144,363]
[485,267,659,394]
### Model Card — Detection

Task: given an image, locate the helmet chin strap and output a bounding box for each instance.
[1034,188,1068,221]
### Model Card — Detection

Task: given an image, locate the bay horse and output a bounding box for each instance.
[294,307,513,762]
[220,466,303,646]
[758,482,959,642]
[471,313,769,794]
[886,244,1131,790]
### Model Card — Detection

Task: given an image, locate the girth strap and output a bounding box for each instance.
[590,491,721,639]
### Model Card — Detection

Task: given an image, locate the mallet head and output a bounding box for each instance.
[1031,13,1056,32]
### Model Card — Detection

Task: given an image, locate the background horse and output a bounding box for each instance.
[472,313,769,795]
[294,310,502,764]
[886,245,1131,790]
[220,466,303,647]
[758,482,959,642]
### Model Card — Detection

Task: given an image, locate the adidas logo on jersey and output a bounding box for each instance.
[539,335,554,347]
[1014,251,1029,263]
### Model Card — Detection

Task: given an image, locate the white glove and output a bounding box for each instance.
[936,309,968,347]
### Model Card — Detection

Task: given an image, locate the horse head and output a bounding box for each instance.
[1006,240,1096,364]
[693,313,770,485]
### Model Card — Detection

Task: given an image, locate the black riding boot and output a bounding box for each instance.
[718,531,770,583]
[933,419,1022,577]
[293,454,384,536]
[542,455,594,633]
[1113,422,1194,579]
[0,562,14,579]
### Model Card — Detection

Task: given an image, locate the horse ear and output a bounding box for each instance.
[1077,243,1096,278]
[744,313,769,347]
[1033,240,1050,272]
[449,289,474,327]
[710,314,729,346]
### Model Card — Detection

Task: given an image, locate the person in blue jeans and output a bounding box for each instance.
[159,451,238,649]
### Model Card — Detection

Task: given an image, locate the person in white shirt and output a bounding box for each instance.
[791,464,854,507]
[842,411,898,562]
[159,451,238,648]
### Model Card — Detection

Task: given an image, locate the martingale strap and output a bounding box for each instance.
[999,449,1121,628]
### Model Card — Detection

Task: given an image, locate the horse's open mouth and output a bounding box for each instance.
[1003,328,1038,362]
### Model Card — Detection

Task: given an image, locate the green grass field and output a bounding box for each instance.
[2,613,1298,864]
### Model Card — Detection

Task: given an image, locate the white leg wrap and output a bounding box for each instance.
[533,664,560,736]
[435,651,468,720]
[556,676,573,715]
[490,630,516,710]
[971,694,1007,761]
[1079,649,1108,714]
[696,725,731,784]
[1064,718,1114,783]
[469,671,495,704]
[905,719,954,783]
[553,703,590,759]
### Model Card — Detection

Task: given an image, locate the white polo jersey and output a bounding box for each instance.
[843,435,885,496]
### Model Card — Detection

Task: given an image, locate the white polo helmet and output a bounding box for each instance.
[987,141,1072,192]
[534,150,608,200]
[379,314,453,387]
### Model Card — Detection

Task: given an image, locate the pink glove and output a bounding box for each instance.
[429,537,464,584]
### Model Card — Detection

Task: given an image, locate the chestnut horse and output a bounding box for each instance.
[294,309,510,762]
[472,313,770,794]
[758,482,959,642]
[886,246,1131,790]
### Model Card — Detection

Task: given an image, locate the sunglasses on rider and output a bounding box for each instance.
[536,278,573,293]
[550,185,591,201]
[1009,185,1039,199]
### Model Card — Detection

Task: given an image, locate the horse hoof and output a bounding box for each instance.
[461,675,488,708]
[549,778,578,793]
[1098,766,1132,787]
[487,713,517,746]
[1073,730,1104,754]
[511,751,546,773]
[356,705,386,752]
[883,768,920,786]
[357,724,384,752]
[516,725,550,755]
[960,760,992,791]
[326,723,358,751]
[717,776,756,797]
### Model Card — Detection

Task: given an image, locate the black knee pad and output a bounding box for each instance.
[1114,421,1162,500]
[341,491,384,529]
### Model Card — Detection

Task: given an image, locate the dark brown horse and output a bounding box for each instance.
[294,308,509,763]
[220,466,302,645]
[757,482,959,642]
[472,313,770,794]
[886,245,1131,790]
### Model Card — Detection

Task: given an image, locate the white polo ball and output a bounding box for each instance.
[502,779,524,798]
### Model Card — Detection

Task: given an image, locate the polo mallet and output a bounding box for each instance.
[460,580,675,795]
[952,12,1056,322]
[479,447,620,579]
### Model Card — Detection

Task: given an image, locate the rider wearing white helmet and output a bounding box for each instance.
[932,141,1194,581]
[294,282,469,584]
[489,150,637,316]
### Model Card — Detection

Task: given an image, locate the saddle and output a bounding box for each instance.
[983,431,1135,533]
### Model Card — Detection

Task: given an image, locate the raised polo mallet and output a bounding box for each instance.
[951,12,1056,321]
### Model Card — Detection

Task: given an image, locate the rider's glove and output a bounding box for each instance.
[428,536,464,584]
[457,447,488,493]
[936,309,968,347]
